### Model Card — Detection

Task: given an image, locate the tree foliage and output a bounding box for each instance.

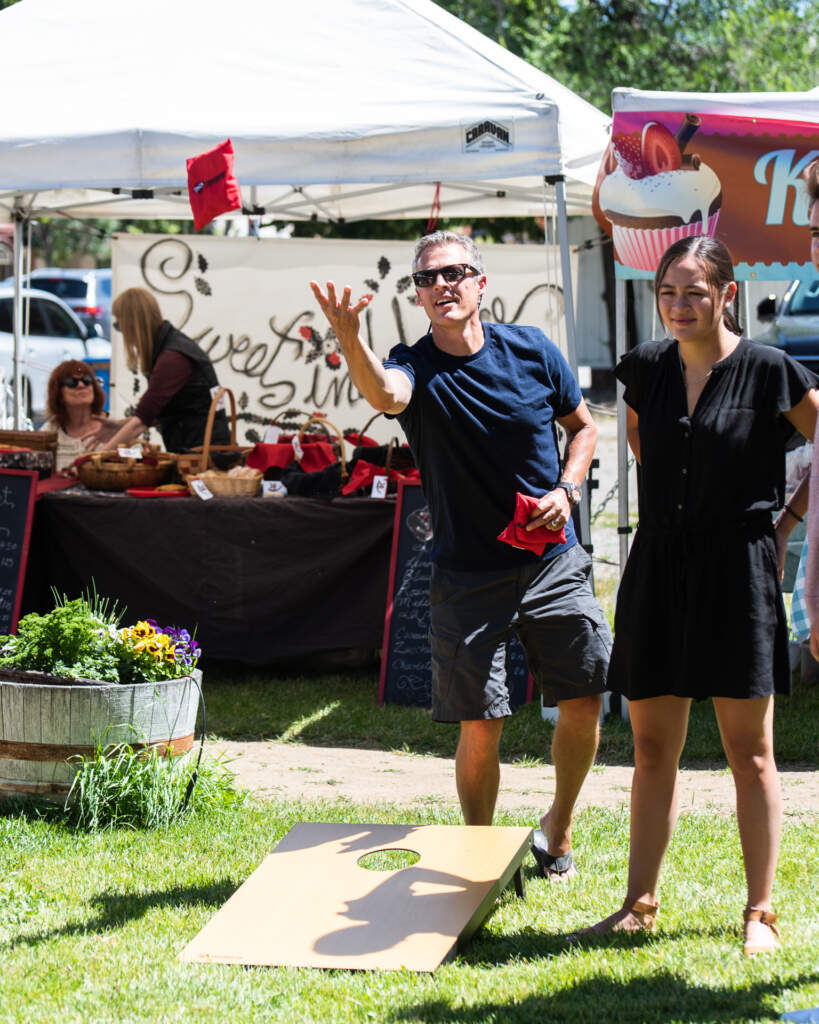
[10,0,817,259]
[441,0,818,111]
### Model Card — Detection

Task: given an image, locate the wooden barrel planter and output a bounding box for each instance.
[0,668,201,800]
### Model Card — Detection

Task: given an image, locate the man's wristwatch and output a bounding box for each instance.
[555,480,582,505]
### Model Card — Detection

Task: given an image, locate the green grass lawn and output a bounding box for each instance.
[201,663,819,768]
[1,797,817,1024]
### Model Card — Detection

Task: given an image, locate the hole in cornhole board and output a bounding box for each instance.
[179,822,532,973]
[357,849,421,871]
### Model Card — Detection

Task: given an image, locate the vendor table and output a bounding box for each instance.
[22,490,395,662]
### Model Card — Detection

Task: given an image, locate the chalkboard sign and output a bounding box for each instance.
[379,480,532,708]
[0,469,38,637]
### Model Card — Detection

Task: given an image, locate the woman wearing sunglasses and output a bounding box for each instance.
[101,287,228,454]
[42,360,109,471]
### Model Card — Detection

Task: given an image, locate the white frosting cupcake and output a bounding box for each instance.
[599,163,721,229]
[597,117,723,272]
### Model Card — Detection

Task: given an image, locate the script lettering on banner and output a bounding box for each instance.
[111,236,571,446]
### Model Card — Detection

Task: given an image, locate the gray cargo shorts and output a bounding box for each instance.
[429,543,611,722]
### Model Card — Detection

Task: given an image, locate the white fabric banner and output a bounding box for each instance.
[111,235,572,445]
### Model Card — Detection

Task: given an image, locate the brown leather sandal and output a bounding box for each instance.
[743,906,781,956]
[569,897,659,940]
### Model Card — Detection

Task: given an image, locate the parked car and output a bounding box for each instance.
[0,286,111,419]
[20,267,112,339]
[755,278,819,374]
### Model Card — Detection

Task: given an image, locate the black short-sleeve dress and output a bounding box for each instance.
[608,338,817,701]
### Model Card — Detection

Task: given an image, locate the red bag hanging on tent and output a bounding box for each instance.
[186,138,242,231]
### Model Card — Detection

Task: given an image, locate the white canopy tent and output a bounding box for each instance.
[0,0,608,221]
[606,87,819,570]
[0,0,610,548]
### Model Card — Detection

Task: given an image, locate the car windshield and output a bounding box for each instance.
[790,280,819,316]
[32,277,87,301]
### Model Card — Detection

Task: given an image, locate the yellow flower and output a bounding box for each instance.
[131,621,156,640]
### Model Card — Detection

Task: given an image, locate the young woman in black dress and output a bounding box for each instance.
[581,236,819,955]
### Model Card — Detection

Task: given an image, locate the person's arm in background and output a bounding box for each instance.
[99,415,148,450]
[777,388,819,580]
[805,419,819,658]
[96,351,194,450]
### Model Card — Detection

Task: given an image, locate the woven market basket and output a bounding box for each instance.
[297,412,348,484]
[188,468,262,497]
[0,429,57,453]
[77,450,176,492]
[176,387,252,478]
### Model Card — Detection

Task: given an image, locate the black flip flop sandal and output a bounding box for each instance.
[532,828,577,880]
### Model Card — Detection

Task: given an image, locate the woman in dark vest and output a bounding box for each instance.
[103,287,229,452]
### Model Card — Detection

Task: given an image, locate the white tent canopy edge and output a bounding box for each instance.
[0,0,608,220]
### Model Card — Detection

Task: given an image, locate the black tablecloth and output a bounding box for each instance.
[23,490,396,662]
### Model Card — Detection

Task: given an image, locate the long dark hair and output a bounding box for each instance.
[654,236,742,336]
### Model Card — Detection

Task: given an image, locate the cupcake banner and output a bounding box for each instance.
[592,109,819,281]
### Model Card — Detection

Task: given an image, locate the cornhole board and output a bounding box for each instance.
[180,822,533,972]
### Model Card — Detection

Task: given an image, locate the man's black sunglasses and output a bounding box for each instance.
[61,375,94,389]
[411,263,480,288]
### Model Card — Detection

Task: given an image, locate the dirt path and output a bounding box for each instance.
[207,740,819,818]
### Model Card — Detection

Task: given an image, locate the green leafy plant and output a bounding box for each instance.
[0,590,200,684]
[0,591,123,682]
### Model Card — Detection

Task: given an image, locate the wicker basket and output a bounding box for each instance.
[176,387,253,478]
[297,413,348,484]
[188,468,262,497]
[0,429,57,454]
[77,450,176,492]
[268,408,344,453]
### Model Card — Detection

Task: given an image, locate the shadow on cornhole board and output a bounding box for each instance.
[180,823,532,972]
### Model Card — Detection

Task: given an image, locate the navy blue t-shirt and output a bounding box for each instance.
[383,322,582,571]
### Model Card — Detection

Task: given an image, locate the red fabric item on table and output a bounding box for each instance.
[344,432,379,447]
[186,139,242,231]
[246,441,338,473]
[342,460,383,494]
[341,460,420,495]
[133,350,194,426]
[245,444,294,471]
[497,492,566,555]
[299,443,338,473]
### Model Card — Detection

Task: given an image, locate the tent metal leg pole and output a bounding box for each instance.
[12,215,24,429]
[616,277,629,573]
[552,177,592,551]
[739,280,750,337]
[615,276,631,720]
[553,178,578,376]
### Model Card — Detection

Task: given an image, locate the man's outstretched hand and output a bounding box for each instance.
[309,281,373,350]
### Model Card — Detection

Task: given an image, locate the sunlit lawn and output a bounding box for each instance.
[1,797,817,1024]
